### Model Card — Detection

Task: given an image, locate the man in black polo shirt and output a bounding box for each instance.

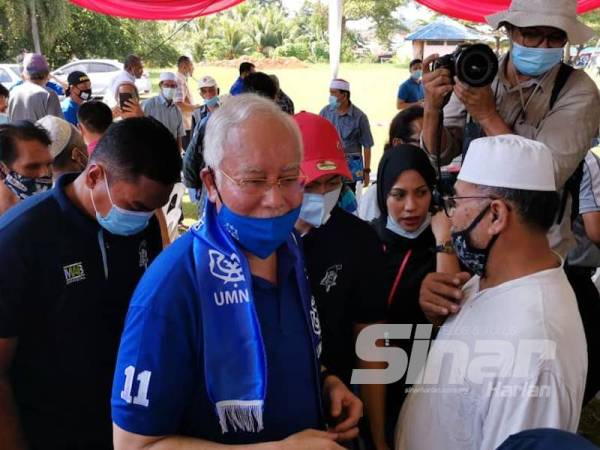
[0,117,181,450]
[293,112,388,450]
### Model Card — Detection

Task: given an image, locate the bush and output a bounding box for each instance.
[274,42,310,61]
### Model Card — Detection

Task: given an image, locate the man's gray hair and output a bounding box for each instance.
[203,93,302,169]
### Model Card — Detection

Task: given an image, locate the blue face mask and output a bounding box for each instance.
[204,95,219,108]
[299,186,342,228]
[217,202,301,259]
[328,95,340,109]
[511,42,563,77]
[91,175,153,236]
[411,70,422,81]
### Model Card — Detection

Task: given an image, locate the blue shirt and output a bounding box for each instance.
[397,78,424,103]
[230,77,245,96]
[61,97,79,125]
[0,173,163,448]
[319,104,374,155]
[112,231,323,443]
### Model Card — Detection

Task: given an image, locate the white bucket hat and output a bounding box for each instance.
[486,0,595,45]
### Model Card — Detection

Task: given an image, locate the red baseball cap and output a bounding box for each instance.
[293,111,352,184]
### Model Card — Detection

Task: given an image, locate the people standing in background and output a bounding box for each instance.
[270,74,295,115]
[191,75,220,131]
[320,79,374,189]
[104,54,144,109]
[0,84,9,124]
[76,100,113,155]
[37,115,88,179]
[174,56,199,149]
[230,61,256,95]
[61,71,92,126]
[396,59,424,110]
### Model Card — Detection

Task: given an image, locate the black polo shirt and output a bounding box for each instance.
[0,173,163,450]
[302,207,388,384]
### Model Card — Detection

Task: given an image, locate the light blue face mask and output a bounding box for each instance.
[204,95,219,108]
[299,186,342,228]
[511,42,563,77]
[386,213,431,240]
[328,95,340,109]
[411,70,423,81]
[91,176,153,236]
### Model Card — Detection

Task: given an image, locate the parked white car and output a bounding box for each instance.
[52,59,151,98]
[0,64,22,90]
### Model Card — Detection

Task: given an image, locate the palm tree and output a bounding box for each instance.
[218,19,252,59]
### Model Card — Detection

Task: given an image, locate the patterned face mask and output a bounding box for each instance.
[451,204,499,277]
[2,167,52,200]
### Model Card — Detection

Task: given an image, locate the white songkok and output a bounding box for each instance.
[458,134,556,191]
[159,71,177,83]
[330,79,350,92]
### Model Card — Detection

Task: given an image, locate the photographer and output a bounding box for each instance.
[422,1,600,245]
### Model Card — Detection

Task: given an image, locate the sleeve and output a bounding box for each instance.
[177,110,185,138]
[174,78,185,103]
[578,153,600,214]
[397,82,409,100]
[351,226,388,324]
[479,371,581,450]
[111,267,197,435]
[439,91,468,163]
[0,230,29,337]
[358,112,374,149]
[47,92,64,119]
[535,73,600,188]
[141,99,150,115]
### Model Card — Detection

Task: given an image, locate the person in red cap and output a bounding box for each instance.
[294,111,389,450]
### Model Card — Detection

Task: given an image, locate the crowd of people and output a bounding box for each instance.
[0,0,600,449]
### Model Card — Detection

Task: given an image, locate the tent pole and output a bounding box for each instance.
[329,0,343,79]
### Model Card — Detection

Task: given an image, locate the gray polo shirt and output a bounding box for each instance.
[568,151,600,268]
[319,103,374,155]
[142,95,185,140]
[8,81,63,122]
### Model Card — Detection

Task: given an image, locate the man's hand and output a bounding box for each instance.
[452,79,497,124]
[419,272,471,326]
[121,99,144,119]
[431,211,452,244]
[281,429,345,450]
[323,375,362,441]
[422,54,454,112]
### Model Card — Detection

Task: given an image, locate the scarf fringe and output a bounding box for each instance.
[216,400,264,434]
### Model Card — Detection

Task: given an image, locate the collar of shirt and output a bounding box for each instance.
[337,103,356,117]
[52,173,101,236]
[159,94,175,107]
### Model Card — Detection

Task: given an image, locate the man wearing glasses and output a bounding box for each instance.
[421,0,600,259]
[112,94,362,450]
[397,134,587,450]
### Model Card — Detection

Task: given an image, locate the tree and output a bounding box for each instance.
[344,0,406,45]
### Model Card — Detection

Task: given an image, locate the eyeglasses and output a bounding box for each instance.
[515,27,568,48]
[441,195,496,217]
[218,169,307,196]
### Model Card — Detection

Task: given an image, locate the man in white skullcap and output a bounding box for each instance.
[421,0,600,259]
[141,71,185,150]
[320,78,374,188]
[37,115,88,179]
[397,135,587,450]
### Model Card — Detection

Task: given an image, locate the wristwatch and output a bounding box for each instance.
[435,240,454,254]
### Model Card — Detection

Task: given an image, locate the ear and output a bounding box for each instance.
[488,199,510,234]
[200,167,219,203]
[85,163,104,190]
[71,147,88,166]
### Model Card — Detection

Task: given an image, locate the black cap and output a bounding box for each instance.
[67,71,90,86]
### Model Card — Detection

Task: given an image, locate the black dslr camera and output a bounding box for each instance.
[432,43,498,87]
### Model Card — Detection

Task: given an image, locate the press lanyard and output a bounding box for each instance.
[387,249,413,308]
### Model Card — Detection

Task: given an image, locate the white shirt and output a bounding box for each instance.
[357,182,380,222]
[395,264,587,450]
[174,71,193,131]
[103,70,136,108]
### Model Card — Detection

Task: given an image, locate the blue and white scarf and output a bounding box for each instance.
[191,199,322,434]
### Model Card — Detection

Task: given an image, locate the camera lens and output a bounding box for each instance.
[456,44,498,87]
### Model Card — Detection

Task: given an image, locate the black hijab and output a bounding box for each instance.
[376,144,436,217]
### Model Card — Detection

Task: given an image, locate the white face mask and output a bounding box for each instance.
[162,87,176,101]
[386,213,431,239]
[299,186,342,228]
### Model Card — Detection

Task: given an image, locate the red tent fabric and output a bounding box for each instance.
[69,0,245,20]
[415,0,600,23]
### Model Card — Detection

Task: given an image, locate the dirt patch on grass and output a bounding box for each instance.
[210,57,308,70]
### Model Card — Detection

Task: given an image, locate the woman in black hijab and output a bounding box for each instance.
[371,144,459,446]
